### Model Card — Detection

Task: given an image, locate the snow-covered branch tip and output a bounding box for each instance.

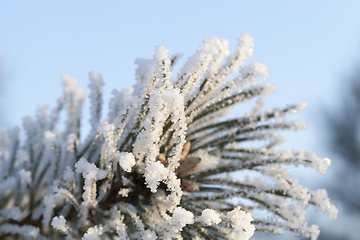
[0,33,337,240]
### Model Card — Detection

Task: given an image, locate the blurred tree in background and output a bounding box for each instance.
[322,66,360,240]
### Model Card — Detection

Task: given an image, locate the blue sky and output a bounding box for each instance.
[1,1,360,238]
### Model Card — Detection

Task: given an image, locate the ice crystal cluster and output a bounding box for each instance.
[0,34,337,240]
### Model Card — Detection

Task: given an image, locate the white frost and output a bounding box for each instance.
[171,207,194,228]
[83,225,105,240]
[117,152,136,172]
[227,207,255,240]
[75,158,108,207]
[144,161,169,193]
[51,215,68,233]
[201,209,222,226]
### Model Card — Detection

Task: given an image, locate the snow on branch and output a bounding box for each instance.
[0,34,337,240]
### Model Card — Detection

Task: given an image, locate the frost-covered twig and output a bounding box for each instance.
[0,34,337,240]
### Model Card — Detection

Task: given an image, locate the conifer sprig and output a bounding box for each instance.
[0,34,337,240]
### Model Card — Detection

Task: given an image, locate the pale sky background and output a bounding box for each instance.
[1,1,360,239]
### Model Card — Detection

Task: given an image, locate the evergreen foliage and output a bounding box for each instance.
[0,34,337,240]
